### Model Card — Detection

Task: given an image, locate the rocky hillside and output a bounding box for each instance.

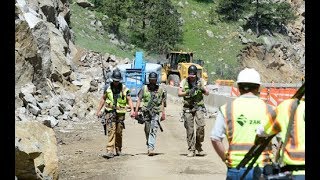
[237,0,305,83]
[15,0,128,179]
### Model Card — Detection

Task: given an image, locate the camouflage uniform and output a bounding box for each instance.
[180,77,207,156]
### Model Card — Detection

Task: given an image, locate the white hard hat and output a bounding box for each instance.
[237,68,261,85]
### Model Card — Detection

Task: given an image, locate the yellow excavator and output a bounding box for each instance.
[161,51,208,86]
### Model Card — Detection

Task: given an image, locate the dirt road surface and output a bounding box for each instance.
[56,99,228,180]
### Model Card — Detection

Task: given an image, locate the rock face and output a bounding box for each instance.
[15,121,59,180]
[15,0,75,97]
[238,0,305,83]
[15,0,128,177]
[15,20,38,96]
[238,42,304,83]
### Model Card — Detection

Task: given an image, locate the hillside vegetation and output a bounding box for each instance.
[70,0,303,83]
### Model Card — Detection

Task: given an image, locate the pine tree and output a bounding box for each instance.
[127,0,151,47]
[245,0,296,36]
[101,0,128,36]
[144,0,183,54]
[215,0,251,21]
[92,0,104,11]
[215,0,296,36]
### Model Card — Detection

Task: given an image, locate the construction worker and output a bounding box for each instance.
[178,65,209,157]
[210,68,275,179]
[134,72,166,156]
[96,69,135,158]
[256,98,305,179]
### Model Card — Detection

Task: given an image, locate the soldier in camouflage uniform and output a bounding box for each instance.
[178,65,209,157]
[134,72,166,156]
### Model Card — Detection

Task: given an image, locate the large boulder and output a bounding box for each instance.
[16,121,59,180]
[15,20,38,96]
[76,0,94,8]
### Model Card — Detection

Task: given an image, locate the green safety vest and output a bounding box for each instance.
[104,84,129,114]
[220,96,275,168]
[266,99,305,175]
[181,78,205,107]
[141,85,164,113]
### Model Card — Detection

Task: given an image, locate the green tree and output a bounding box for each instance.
[144,0,183,54]
[127,0,151,47]
[215,0,251,21]
[273,2,297,30]
[244,0,296,36]
[101,0,128,37]
[208,6,219,25]
[92,0,104,10]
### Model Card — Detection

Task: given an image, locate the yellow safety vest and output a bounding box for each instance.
[220,96,275,168]
[265,99,305,175]
[104,84,129,114]
[181,78,205,107]
[141,85,164,112]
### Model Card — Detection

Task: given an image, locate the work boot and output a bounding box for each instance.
[197,150,205,156]
[102,152,114,159]
[148,149,155,156]
[115,151,125,156]
[187,150,195,157]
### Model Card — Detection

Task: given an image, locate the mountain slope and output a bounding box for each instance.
[70,0,305,83]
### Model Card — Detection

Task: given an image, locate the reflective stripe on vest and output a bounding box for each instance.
[276,99,305,165]
[105,85,128,113]
[221,97,274,168]
[286,151,305,159]
[229,144,255,151]
[265,104,281,135]
[289,100,298,148]
[228,144,272,152]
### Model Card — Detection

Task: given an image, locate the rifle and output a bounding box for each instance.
[142,90,163,132]
[237,82,305,180]
[99,110,107,135]
[272,82,304,165]
[186,79,200,97]
[135,112,145,124]
[237,134,277,180]
[292,82,305,100]
[98,110,116,135]
[100,54,110,84]
[185,79,206,113]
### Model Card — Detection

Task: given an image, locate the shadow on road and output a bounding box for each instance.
[179,153,207,157]
[135,152,165,156]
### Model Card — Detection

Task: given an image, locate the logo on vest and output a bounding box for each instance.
[236,114,261,126]
[236,114,247,126]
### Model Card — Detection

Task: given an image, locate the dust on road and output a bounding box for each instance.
[55,99,227,180]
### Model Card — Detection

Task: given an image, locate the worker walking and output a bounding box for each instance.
[134,72,166,156]
[178,65,209,157]
[210,68,275,179]
[96,69,135,158]
[256,97,305,179]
